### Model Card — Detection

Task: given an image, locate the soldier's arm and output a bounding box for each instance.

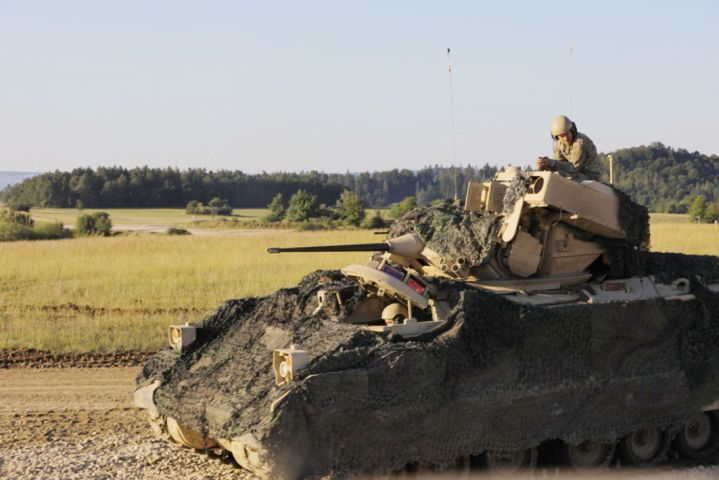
[547,142,575,172]
[549,159,578,174]
[549,139,588,174]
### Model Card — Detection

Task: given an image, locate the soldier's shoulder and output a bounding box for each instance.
[575,132,597,151]
[576,132,594,145]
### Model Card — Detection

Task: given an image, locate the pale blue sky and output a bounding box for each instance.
[1,1,717,173]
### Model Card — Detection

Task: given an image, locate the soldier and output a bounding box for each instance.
[536,115,601,181]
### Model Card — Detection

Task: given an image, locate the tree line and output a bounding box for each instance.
[1,143,716,212]
[0,165,499,209]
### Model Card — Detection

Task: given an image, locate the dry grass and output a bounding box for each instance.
[1,215,717,353]
[0,230,377,352]
[648,213,690,224]
[648,213,718,255]
[650,224,719,255]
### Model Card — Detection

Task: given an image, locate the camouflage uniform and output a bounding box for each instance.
[548,132,601,181]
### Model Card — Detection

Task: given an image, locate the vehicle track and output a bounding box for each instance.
[0,365,717,479]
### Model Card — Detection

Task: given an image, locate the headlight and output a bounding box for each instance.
[273,347,310,386]
[168,324,197,352]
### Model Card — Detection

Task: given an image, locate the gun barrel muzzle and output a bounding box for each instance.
[267,243,390,254]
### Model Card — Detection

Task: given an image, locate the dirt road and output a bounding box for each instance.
[0,367,251,480]
[1,367,718,479]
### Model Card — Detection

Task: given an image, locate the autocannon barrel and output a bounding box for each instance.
[268,243,390,254]
[268,233,426,259]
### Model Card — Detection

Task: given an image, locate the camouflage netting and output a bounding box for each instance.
[387,172,530,266]
[388,199,501,266]
[591,186,651,278]
[646,252,719,284]
[139,254,719,479]
[613,187,650,252]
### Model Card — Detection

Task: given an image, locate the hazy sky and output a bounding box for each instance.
[1,1,717,173]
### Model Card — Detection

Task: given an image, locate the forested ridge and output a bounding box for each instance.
[0,164,499,209]
[1,143,716,212]
[610,143,718,213]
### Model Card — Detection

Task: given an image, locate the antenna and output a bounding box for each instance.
[569,44,574,116]
[447,48,458,200]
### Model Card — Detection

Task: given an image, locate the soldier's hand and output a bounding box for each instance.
[536,157,550,170]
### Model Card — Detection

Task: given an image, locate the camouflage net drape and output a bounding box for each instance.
[139,253,719,478]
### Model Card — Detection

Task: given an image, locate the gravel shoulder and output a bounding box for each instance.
[0,367,252,480]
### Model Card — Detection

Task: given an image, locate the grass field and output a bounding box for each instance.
[649,213,691,224]
[0,213,717,353]
[648,214,718,255]
[0,230,378,352]
[30,207,270,227]
[650,224,719,255]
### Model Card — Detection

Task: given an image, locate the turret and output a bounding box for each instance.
[267,170,648,292]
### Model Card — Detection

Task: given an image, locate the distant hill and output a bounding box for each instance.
[0,144,716,212]
[0,171,38,190]
[607,143,719,213]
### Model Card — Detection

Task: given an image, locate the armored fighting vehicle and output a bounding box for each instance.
[135,169,719,478]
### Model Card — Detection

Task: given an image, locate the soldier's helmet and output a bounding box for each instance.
[551,115,574,137]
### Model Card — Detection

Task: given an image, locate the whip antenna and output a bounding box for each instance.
[447,48,458,200]
[569,44,574,116]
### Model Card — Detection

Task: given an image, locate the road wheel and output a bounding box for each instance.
[675,411,719,462]
[484,448,537,476]
[166,416,217,450]
[619,426,670,465]
[560,440,615,468]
